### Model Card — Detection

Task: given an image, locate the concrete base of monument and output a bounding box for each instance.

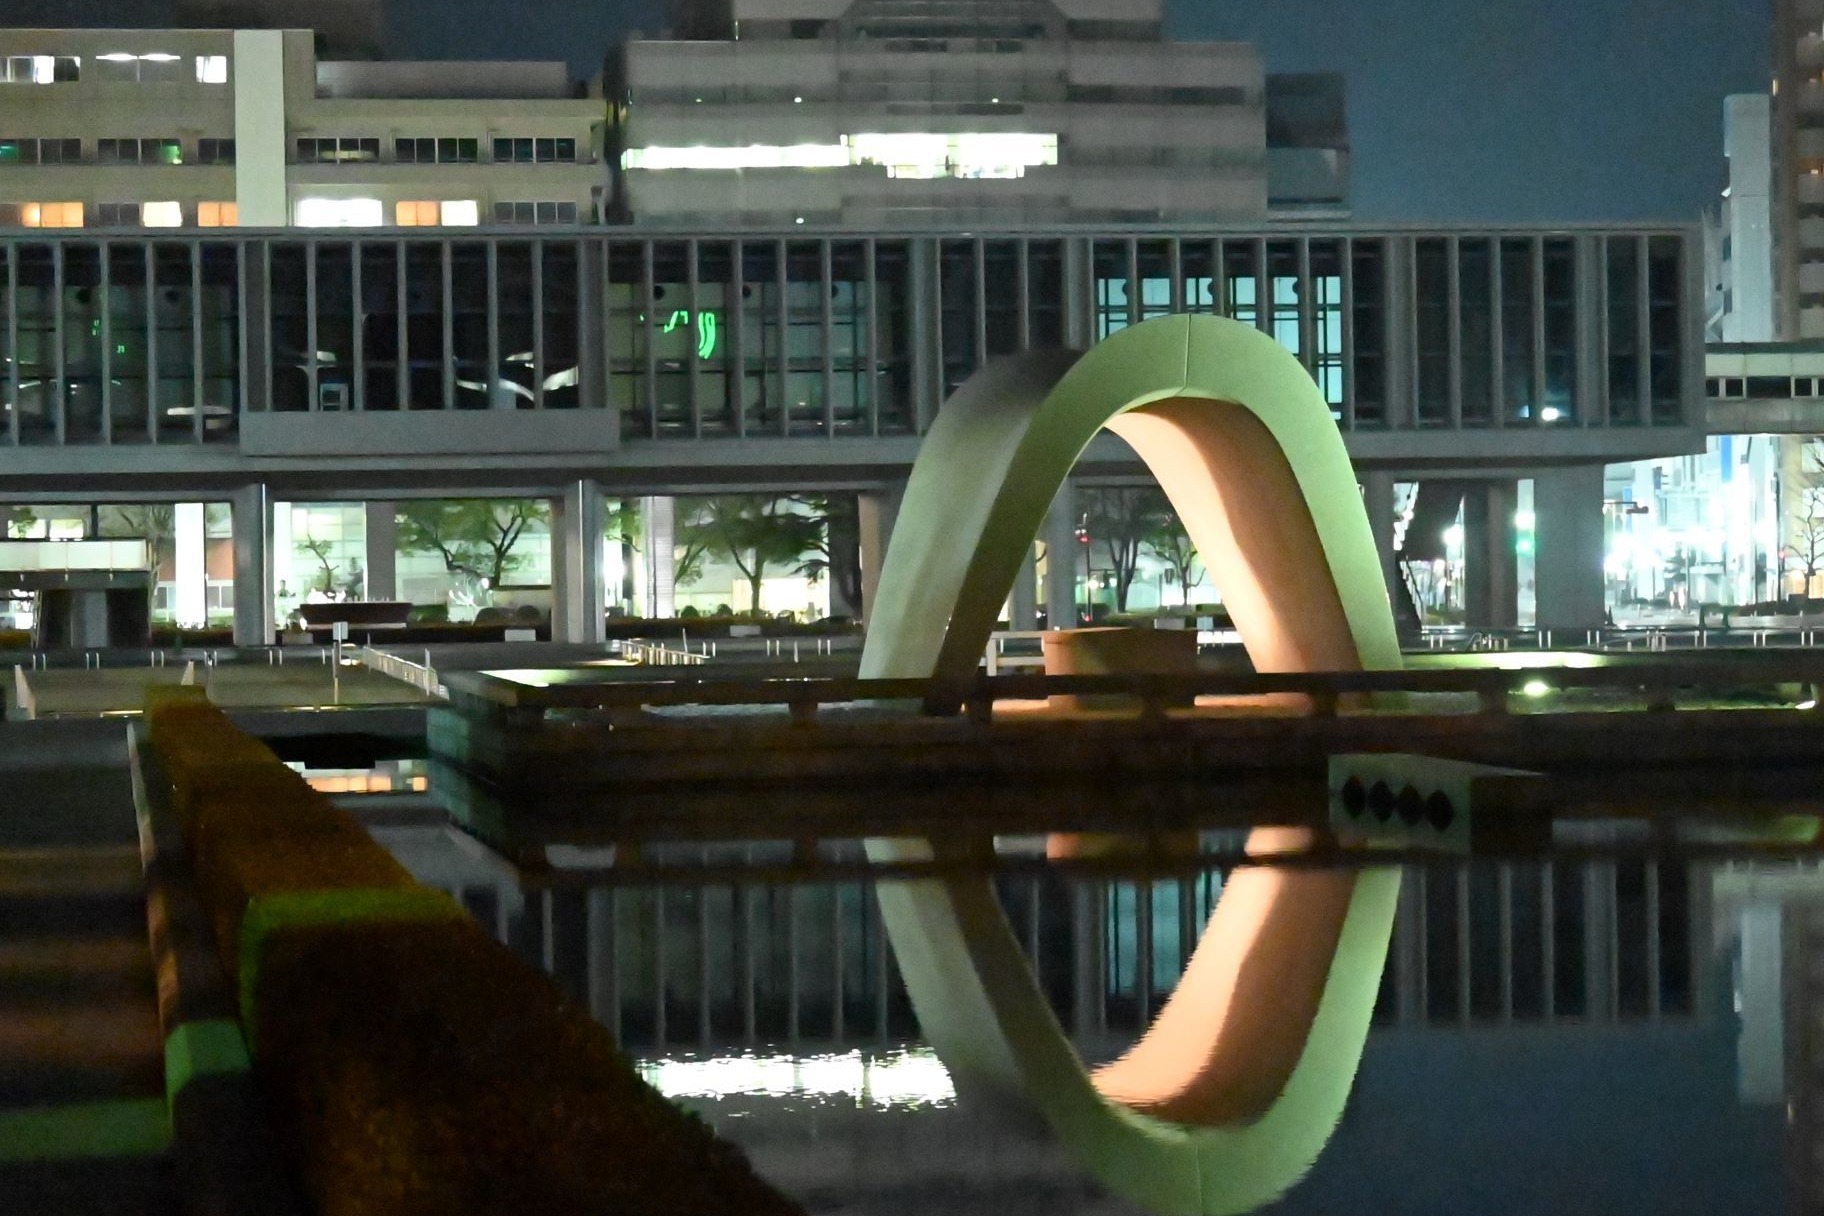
[1041,627,1198,712]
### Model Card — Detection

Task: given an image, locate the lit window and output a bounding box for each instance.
[197,201,238,227]
[395,200,440,226]
[621,132,1059,178]
[295,197,383,227]
[94,52,180,82]
[3,55,80,84]
[142,200,183,227]
[21,202,84,228]
[439,199,479,226]
[195,55,228,84]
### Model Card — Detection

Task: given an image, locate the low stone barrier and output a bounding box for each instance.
[144,689,803,1216]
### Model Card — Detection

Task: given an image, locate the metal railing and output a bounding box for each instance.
[354,645,446,699]
[1416,624,1824,653]
[615,639,712,666]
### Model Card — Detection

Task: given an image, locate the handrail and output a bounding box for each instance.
[441,651,1824,716]
[354,645,446,699]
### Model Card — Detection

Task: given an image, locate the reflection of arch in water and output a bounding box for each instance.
[860,314,1404,1215]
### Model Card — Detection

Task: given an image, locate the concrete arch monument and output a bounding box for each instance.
[859,314,1404,1215]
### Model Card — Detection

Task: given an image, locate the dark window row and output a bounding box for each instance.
[0,240,240,445]
[610,239,915,440]
[495,201,579,225]
[396,137,479,164]
[0,136,228,165]
[98,137,183,165]
[492,137,579,164]
[0,137,82,164]
[299,136,580,165]
[267,240,583,414]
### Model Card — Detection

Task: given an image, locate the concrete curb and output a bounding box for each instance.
[127,724,305,1216]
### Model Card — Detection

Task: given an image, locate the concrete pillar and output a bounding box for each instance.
[551,479,605,644]
[1737,904,1784,1105]
[1043,480,1080,629]
[1009,545,1039,630]
[826,494,864,620]
[587,889,619,1032]
[1360,470,1400,613]
[174,501,207,629]
[1463,480,1519,629]
[72,591,110,649]
[230,483,271,647]
[908,239,939,431]
[642,496,675,618]
[1070,883,1105,1041]
[1534,464,1607,630]
[543,888,590,1004]
[363,501,396,602]
[858,483,903,627]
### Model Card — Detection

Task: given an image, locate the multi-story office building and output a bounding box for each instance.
[0,25,604,231]
[605,0,1347,227]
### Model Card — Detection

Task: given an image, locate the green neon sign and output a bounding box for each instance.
[660,309,719,360]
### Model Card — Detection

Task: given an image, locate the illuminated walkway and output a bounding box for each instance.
[0,721,173,1214]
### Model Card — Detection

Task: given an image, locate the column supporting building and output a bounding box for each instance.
[1464,480,1519,629]
[642,496,676,619]
[1043,480,1080,629]
[858,482,903,627]
[1533,465,1607,630]
[552,479,606,643]
[174,501,208,630]
[364,501,397,602]
[1360,470,1400,616]
[1009,545,1039,630]
[826,494,864,620]
[230,483,271,647]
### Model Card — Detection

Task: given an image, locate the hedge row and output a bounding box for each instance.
[144,688,802,1216]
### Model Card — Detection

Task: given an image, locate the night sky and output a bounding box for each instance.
[12,0,1773,222]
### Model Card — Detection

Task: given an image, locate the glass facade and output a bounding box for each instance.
[0,226,1696,449]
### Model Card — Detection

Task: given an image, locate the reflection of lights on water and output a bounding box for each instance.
[640,1049,955,1108]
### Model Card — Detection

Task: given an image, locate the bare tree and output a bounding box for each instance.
[1793,440,1824,599]
[1083,486,1172,612]
[1143,509,1203,606]
[397,499,549,608]
[674,496,822,613]
[295,533,341,596]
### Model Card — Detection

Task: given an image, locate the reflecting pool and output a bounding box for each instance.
[364,804,1802,1215]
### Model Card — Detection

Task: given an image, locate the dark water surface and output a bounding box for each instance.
[334,762,1802,1216]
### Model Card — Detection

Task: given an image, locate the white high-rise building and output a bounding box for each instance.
[605,0,1348,227]
[1709,94,1774,343]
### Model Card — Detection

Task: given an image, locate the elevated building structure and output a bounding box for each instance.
[0,221,1704,643]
